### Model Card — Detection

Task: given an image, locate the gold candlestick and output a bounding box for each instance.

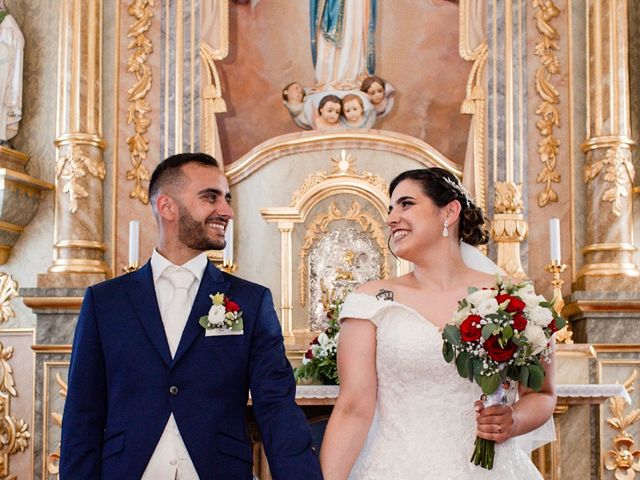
[122,262,139,273]
[544,261,573,343]
[220,260,238,274]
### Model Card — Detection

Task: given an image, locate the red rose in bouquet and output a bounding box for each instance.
[460,315,482,342]
[225,300,241,312]
[483,336,517,362]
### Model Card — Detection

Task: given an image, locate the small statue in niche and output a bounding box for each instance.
[0,1,24,145]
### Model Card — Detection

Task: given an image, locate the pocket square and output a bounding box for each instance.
[205,328,244,337]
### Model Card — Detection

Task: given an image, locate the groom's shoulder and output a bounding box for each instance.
[222,271,269,295]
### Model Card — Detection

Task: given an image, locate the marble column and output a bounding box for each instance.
[487,0,528,279]
[41,0,109,288]
[575,0,640,291]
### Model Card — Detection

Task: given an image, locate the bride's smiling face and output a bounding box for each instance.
[386,179,445,259]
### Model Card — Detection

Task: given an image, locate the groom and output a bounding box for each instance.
[60,153,322,479]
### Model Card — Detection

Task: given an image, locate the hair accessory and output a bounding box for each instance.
[441,176,472,208]
[442,219,449,238]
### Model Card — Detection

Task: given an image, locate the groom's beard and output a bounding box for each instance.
[177,205,227,251]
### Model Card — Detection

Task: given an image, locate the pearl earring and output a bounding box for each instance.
[442,219,449,238]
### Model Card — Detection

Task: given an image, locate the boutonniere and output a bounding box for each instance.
[199,292,244,336]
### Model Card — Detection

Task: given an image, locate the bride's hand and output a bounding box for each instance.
[474,401,517,443]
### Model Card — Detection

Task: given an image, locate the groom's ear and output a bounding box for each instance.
[155,194,177,222]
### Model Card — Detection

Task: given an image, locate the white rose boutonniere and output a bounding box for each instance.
[199,292,244,336]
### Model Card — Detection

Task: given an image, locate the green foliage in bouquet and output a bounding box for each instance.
[294,285,348,385]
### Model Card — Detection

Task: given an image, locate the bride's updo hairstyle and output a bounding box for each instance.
[389,168,490,246]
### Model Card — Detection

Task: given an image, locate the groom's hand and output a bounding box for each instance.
[474,401,516,443]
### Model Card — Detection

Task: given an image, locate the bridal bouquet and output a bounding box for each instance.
[441,276,565,470]
[295,285,349,385]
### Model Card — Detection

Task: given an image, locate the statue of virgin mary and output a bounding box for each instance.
[310,0,377,89]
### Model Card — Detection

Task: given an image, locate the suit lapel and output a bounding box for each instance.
[172,262,231,366]
[124,262,172,366]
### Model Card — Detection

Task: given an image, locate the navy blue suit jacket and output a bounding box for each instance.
[60,261,322,479]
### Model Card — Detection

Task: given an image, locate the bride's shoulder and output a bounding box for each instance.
[465,269,502,288]
[355,278,400,297]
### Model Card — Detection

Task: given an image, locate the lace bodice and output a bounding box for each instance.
[338,293,543,480]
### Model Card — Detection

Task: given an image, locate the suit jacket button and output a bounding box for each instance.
[169,385,179,396]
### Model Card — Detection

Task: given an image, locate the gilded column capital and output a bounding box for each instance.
[491,181,527,280]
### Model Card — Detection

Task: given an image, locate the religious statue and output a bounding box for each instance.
[310,0,377,89]
[0,2,23,144]
[282,0,395,131]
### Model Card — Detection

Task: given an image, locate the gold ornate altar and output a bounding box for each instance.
[0,0,637,479]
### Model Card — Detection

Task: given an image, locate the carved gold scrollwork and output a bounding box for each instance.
[533,0,561,207]
[494,181,524,214]
[298,201,389,307]
[55,145,107,214]
[46,373,67,479]
[584,146,635,217]
[605,370,640,479]
[0,341,30,477]
[126,0,154,205]
[491,182,528,280]
[0,273,18,325]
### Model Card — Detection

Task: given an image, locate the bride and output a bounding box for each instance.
[320,168,556,479]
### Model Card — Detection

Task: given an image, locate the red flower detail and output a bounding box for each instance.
[304,348,314,359]
[310,336,319,345]
[483,336,517,362]
[460,315,482,342]
[512,312,527,331]
[496,294,526,313]
[548,318,559,333]
[225,300,241,312]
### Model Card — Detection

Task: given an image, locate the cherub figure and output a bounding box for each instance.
[361,75,395,118]
[340,94,365,128]
[282,81,312,129]
[315,94,342,130]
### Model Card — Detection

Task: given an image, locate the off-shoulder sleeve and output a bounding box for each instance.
[338,293,386,327]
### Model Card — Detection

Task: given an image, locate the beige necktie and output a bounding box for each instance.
[163,267,195,357]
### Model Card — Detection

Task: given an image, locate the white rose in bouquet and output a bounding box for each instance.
[475,298,500,317]
[467,288,497,306]
[526,304,554,327]
[524,324,548,354]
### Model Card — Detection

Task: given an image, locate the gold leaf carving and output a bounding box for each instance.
[126,0,154,205]
[584,146,635,217]
[605,370,640,479]
[298,201,389,307]
[290,151,388,207]
[55,146,106,214]
[533,0,562,207]
[494,181,523,214]
[0,341,31,477]
[0,273,18,325]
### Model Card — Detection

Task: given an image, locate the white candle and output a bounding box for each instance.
[128,220,140,266]
[223,219,234,265]
[549,217,561,264]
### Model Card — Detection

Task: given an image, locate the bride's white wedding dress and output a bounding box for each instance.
[339,293,543,480]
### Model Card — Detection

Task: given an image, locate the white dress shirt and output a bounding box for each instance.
[141,249,208,480]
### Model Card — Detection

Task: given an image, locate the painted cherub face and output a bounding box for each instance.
[343,98,363,123]
[366,81,385,105]
[287,83,304,103]
[319,101,341,124]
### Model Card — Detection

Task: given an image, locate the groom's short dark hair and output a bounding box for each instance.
[149,152,220,203]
